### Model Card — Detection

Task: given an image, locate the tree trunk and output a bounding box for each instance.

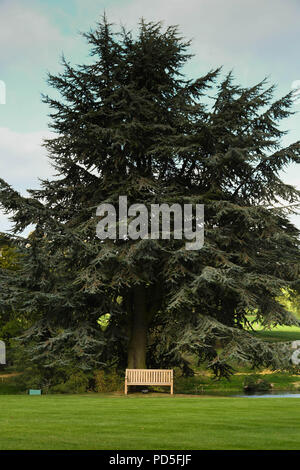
[127,286,149,369]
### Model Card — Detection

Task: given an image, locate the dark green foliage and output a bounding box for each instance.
[50,371,89,394]
[0,17,299,377]
[12,357,91,393]
[0,379,24,395]
[0,235,31,368]
[244,375,271,392]
[13,365,52,392]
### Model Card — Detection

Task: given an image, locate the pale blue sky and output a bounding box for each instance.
[0,0,299,232]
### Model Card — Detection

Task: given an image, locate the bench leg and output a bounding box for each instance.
[170,382,173,395]
[125,378,128,395]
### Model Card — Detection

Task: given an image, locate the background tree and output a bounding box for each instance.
[277,288,300,319]
[0,235,23,341]
[0,17,299,377]
[0,234,31,369]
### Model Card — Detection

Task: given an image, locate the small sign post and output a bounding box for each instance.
[29,390,42,395]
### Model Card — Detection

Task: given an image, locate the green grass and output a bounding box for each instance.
[252,325,300,342]
[0,395,300,450]
[247,315,300,342]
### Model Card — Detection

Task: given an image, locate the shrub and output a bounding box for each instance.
[13,366,53,392]
[244,375,271,392]
[94,369,123,393]
[50,371,89,394]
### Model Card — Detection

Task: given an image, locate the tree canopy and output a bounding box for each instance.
[0,17,299,377]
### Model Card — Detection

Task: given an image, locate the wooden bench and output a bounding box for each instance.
[125,369,173,395]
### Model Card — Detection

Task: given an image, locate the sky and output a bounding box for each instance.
[0,0,299,233]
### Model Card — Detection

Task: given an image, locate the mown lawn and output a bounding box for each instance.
[252,325,300,342]
[247,315,300,342]
[0,395,300,450]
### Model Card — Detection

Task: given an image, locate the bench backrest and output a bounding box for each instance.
[126,369,173,385]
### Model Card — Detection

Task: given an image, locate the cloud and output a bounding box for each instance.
[0,0,67,67]
[100,0,300,68]
[0,126,54,232]
[0,211,10,233]
[0,127,54,189]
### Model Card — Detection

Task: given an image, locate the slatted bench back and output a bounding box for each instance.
[126,369,173,385]
[125,369,174,394]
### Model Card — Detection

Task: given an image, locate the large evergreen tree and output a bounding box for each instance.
[0,17,299,376]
